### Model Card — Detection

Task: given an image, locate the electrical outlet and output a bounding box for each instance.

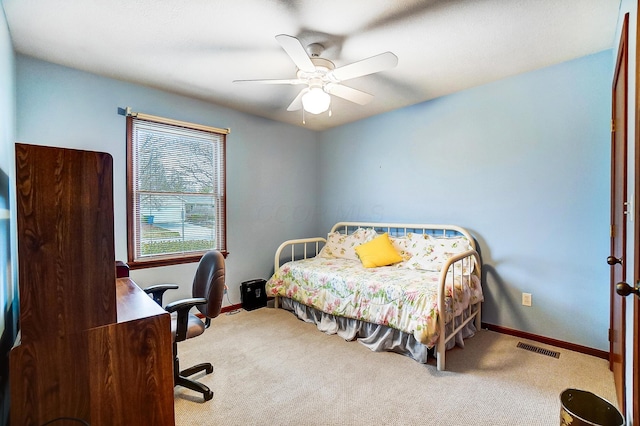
[522,292,532,307]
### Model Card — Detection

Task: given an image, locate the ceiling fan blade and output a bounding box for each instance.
[287,89,307,111]
[330,52,398,81]
[233,78,305,85]
[275,34,316,73]
[325,83,374,105]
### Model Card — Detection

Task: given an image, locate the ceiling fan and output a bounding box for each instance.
[233,34,398,116]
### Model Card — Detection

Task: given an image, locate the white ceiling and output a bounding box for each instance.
[3,0,620,131]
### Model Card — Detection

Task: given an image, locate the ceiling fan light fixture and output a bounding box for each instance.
[302,87,331,114]
[234,35,398,117]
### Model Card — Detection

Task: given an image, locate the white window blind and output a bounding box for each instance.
[127,114,227,266]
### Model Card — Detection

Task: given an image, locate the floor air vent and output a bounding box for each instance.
[517,342,560,359]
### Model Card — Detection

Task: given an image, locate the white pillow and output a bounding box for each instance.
[390,233,433,263]
[390,235,413,262]
[405,236,475,272]
[319,228,377,260]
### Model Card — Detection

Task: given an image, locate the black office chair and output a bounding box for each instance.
[144,250,226,401]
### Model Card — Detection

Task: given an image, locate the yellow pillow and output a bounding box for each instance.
[355,233,403,268]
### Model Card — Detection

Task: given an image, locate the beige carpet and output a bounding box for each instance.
[173,307,618,425]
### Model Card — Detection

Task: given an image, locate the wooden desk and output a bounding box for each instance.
[10,277,176,426]
[88,278,175,425]
[115,277,169,322]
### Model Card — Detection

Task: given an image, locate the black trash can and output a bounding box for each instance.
[560,388,624,425]
[240,279,267,311]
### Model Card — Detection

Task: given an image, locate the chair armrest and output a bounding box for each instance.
[164,297,207,314]
[165,297,208,342]
[143,284,179,305]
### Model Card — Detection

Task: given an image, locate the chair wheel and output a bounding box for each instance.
[204,390,214,401]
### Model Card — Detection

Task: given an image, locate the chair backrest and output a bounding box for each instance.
[192,250,226,319]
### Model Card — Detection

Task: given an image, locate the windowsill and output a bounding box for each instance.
[127,251,228,270]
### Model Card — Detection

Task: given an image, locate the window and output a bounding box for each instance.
[126,112,228,268]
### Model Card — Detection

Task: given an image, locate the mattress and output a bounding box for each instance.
[266,256,483,347]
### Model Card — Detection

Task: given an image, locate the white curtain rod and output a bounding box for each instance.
[122,106,230,135]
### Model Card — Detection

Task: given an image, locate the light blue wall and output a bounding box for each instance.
[0,2,16,425]
[0,4,12,173]
[15,55,320,305]
[319,51,613,351]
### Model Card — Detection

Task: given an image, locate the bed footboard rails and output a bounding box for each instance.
[273,237,326,308]
[436,249,482,371]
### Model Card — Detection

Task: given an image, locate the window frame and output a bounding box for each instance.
[126,113,228,269]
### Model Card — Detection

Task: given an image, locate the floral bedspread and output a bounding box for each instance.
[266,257,483,347]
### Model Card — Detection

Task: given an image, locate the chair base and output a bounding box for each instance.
[175,358,214,401]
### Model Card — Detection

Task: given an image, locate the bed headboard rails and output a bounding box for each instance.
[330,222,476,250]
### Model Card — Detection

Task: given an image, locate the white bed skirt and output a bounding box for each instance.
[279,298,478,364]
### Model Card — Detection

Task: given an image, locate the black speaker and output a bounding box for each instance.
[241,279,267,311]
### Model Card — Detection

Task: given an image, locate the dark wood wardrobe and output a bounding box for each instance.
[9,143,175,425]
